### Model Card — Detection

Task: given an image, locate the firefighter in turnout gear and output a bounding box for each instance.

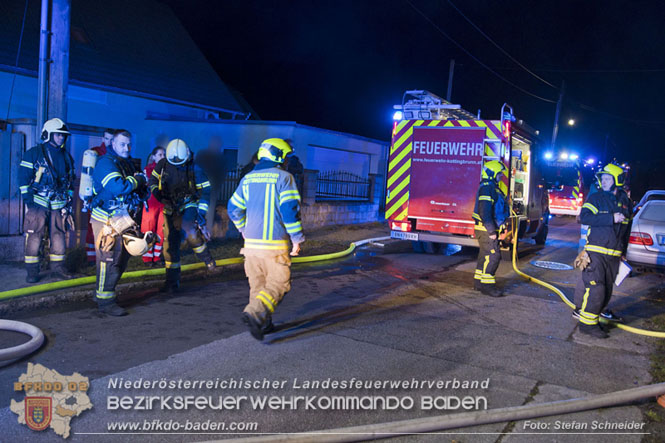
[90,129,148,316]
[148,139,216,293]
[19,118,76,283]
[472,160,509,298]
[572,164,626,338]
[228,138,305,341]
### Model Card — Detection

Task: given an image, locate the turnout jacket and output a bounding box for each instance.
[228,160,304,253]
[90,150,142,223]
[472,179,507,233]
[148,158,210,215]
[580,190,623,257]
[19,142,75,209]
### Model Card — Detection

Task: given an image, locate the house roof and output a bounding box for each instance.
[0,0,247,115]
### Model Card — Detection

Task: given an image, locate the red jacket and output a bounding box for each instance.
[144,162,164,211]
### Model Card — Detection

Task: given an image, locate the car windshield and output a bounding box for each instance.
[646,194,665,202]
[640,203,665,222]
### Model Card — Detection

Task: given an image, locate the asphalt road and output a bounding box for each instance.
[2,216,665,442]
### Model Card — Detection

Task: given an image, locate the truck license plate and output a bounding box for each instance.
[391,231,418,241]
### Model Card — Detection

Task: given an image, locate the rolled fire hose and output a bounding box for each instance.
[216,382,665,443]
[0,319,45,368]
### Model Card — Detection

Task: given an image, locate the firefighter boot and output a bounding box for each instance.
[160,268,181,294]
[262,313,276,334]
[579,323,609,339]
[52,262,74,279]
[479,283,504,298]
[242,312,264,341]
[473,280,483,292]
[26,265,40,284]
[97,300,128,317]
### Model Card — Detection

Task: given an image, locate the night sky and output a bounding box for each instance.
[165,0,665,194]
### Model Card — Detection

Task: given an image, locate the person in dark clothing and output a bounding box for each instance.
[195,136,227,227]
[90,129,149,316]
[149,139,216,293]
[19,118,76,283]
[239,151,260,179]
[85,128,115,263]
[472,160,509,298]
[572,164,626,338]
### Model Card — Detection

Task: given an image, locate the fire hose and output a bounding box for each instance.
[509,214,665,338]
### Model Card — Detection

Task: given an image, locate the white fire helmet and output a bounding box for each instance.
[41,118,71,142]
[166,138,190,165]
[122,231,159,256]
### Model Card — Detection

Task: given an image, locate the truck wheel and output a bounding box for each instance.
[534,224,548,245]
[412,241,425,253]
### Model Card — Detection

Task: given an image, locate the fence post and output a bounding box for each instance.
[302,169,318,205]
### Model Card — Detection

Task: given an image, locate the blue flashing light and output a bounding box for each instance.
[544,152,553,159]
[560,152,569,160]
[586,158,596,165]
[393,111,403,121]
[570,153,579,160]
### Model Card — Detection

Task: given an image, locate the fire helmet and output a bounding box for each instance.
[257,138,293,164]
[482,160,507,181]
[122,231,159,256]
[166,139,190,165]
[41,118,70,142]
[595,163,625,188]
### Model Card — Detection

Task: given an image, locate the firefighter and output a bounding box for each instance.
[148,139,216,293]
[228,138,305,341]
[572,164,626,338]
[90,129,150,316]
[472,160,509,298]
[19,118,76,283]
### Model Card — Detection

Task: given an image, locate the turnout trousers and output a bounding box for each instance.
[474,228,501,286]
[574,251,620,326]
[91,219,130,305]
[243,252,292,326]
[24,204,67,275]
[163,207,213,284]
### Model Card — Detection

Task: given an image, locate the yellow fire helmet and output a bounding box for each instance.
[166,138,190,165]
[482,160,507,181]
[595,163,625,188]
[41,118,70,142]
[257,138,293,164]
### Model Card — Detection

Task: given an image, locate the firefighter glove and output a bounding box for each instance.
[574,250,591,271]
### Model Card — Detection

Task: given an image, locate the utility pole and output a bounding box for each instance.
[550,80,565,150]
[48,0,70,121]
[446,59,455,102]
[37,0,50,143]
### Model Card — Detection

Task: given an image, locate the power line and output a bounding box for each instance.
[6,0,29,121]
[444,0,558,89]
[491,66,665,74]
[405,0,557,104]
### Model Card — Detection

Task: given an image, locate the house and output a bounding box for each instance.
[0,0,387,260]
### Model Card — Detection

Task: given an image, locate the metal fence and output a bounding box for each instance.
[220,166,243,203]
[316,170,371,201]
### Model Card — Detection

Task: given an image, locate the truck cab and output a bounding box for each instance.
[386,90,550,250]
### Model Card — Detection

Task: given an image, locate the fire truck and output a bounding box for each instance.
[386,90,550,251]
[544,157,584,216]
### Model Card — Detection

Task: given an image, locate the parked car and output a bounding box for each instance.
[633,189,665,214]
[627,200,665,270]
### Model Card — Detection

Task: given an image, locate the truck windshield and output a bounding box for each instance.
[544,167,578,187]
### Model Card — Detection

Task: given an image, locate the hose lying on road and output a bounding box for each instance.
[214,382,665,443]
[509,217,665,338]
[0,237,391,302]
[0,320,45,368]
